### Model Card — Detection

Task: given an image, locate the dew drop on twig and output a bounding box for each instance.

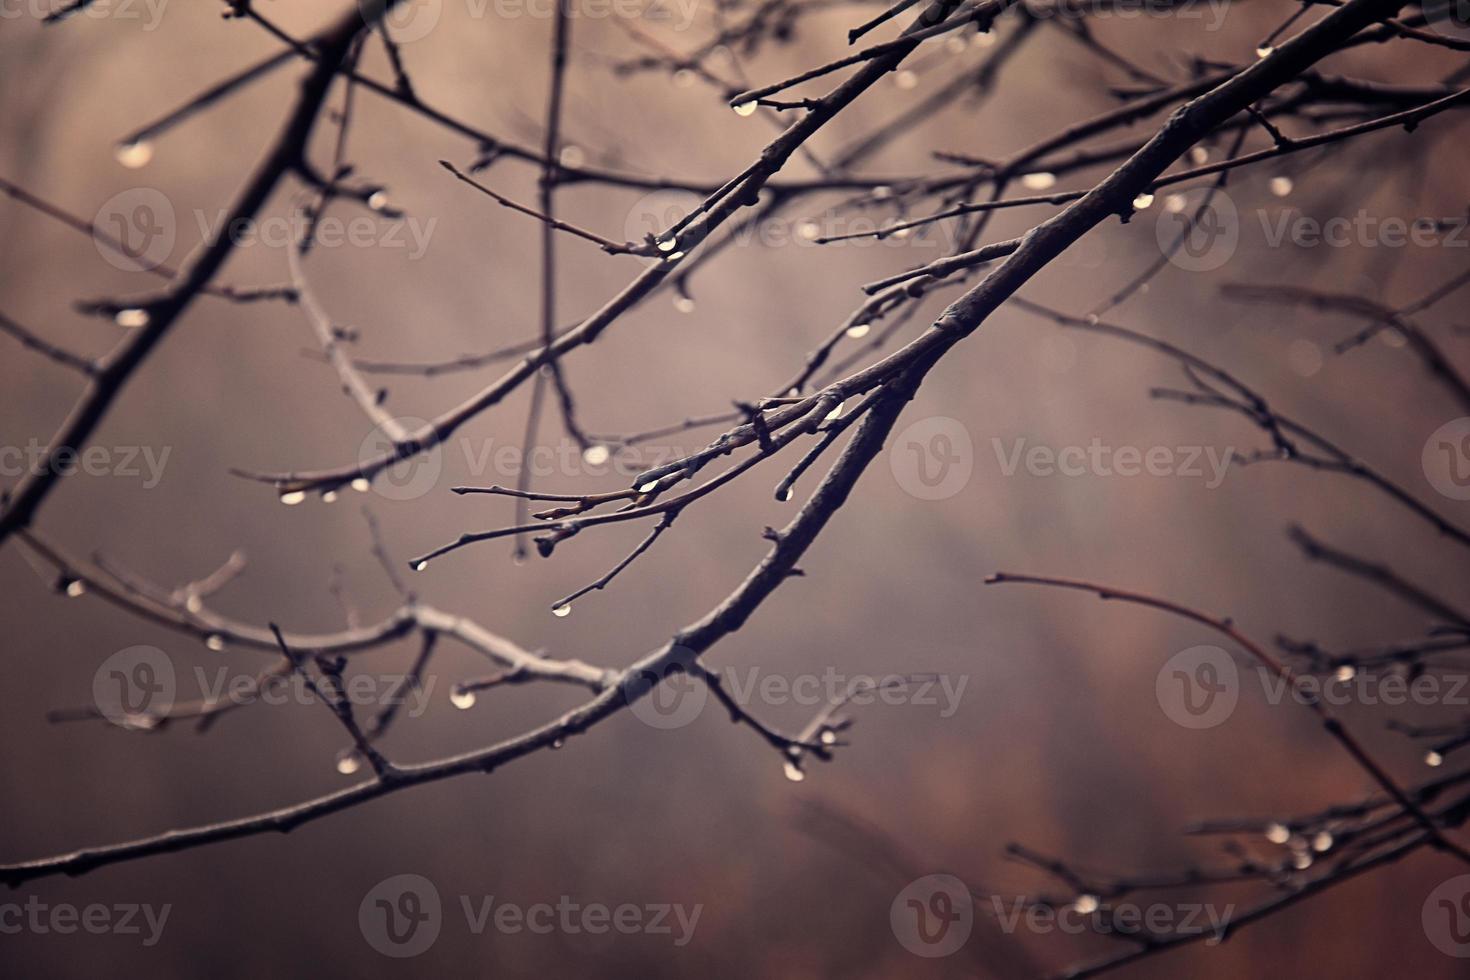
[115,140,153,169]
[114,308,150,329]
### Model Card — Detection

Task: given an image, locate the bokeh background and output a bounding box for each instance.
[2,0,1468,975]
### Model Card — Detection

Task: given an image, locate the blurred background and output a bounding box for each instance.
[2,0,1468,975]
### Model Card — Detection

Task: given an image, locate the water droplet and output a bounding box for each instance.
[673,296,696,314]
[351,477,371,493]
[204,633,226,652]
[115,140,153,169]
[412,560,428,572]
[552,603,572,618]
[782,761,805,782]
[732,101,757,117]
[321,489,338,504]
[1311,832,1334,852]
[1020,172,1057,191]
[1189,146,1209,165]
[367,190,389,211]
[114,308,150,329]
[450,688,477,710]
[582,445,611,466]
[824,401,845,421]
[185,593,204,614]
[335,749,362,775]
[663,251,685,262]
[656,237,678,253]
[894,70,918,90]
[777,487,793,502]
[819,729,837,745]
[797,221,821,242]
[1269,175,1294,197]
[65,579,86,598]
[846,323,870,339]
[1132,192,1154,210]
[1426,750,1445,767]
[279,489,306,506]
[1074,894,1099,915]
[558,145,585,169]
[1255,44,1274,59]
[1291,851,1312,870]
[639,480,659,493]
[1084,313,1100,326]
[1287,339,1322,378]
[551,738,565,750]
[672,69,695,88]
[1265,822,1290,844]
[1333,664,1355,682]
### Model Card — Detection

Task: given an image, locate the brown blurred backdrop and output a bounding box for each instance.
[2,1,1468,976]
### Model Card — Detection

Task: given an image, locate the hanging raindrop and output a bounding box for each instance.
[115,140,153,169]
[552,603,572,618]
[846,323,870,339]
[114,308,150,329]
[1020,172,1057,191]
[335,749,362,775]
[782,761,805,782]
[1132,192,1154,210]
[732,101,757,117]
[279,489,306,506]
[204,633,226,652]
[582,445,611,466]
[450,688,477,710]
